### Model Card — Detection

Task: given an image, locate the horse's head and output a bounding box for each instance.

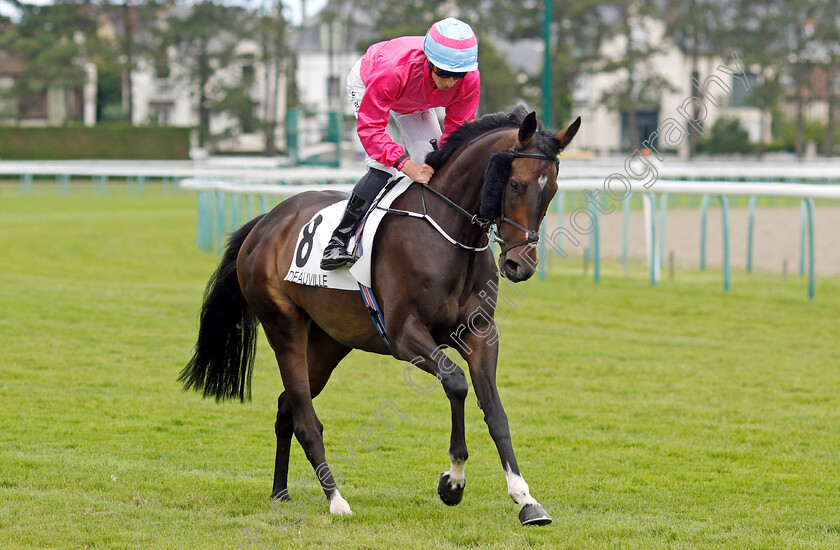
[484,112,581,282]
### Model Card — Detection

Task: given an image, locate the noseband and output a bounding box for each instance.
[494,149,559,256]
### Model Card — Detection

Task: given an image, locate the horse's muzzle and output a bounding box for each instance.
[501,256,536,282]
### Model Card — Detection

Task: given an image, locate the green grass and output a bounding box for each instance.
[1,183,839,549]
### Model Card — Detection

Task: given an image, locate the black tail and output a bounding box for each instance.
[179,215,266,402]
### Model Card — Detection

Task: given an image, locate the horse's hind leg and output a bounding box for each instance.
[259,304,351,515]
[271,393,294,500]
[272,323,350,501]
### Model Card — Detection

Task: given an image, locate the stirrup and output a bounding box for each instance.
[320,239,354,270]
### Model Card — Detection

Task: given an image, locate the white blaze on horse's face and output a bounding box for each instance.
[538,174,549,190]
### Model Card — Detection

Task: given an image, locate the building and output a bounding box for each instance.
[0,44,95,127]
[289,2,377,160]
[569,16,765,157]
[126,3,289,154]
[130,38,287,154]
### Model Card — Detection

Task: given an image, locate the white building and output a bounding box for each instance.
[126,4,770,158]
[130,36,288,154]
[570,17,766,157]
[128,2,374,156]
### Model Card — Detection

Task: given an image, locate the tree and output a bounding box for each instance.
[475,34,529,115]
[168,1,249,147]
[730,0,788,158]
[597,0,674,151]
[353,0,535,117]
[817,0,840,156]
[783,0,822,158]
[543,0,608,128]
[254,1,289,156]
[698,117,753,155]
[664,0,737,158]
[0,1,94,123]
[212,3,291,155]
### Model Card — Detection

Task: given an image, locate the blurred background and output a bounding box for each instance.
[0,0,837,162]
[1,9,838,545]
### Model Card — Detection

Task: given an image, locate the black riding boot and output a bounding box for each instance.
[320,168,391,271]
[320,193,371,271]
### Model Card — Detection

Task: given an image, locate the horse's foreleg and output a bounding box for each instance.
[393,315,469,506]
[463,333,552,526]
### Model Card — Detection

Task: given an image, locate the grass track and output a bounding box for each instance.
[1,183,839,549]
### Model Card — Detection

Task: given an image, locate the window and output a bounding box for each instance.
[572,73,589,103]
[621,110,660,151]
[241,102,258,134]
[327,75,341,103]
[729,72,757,108]
[242,64,255,82]
[150,102,174,125]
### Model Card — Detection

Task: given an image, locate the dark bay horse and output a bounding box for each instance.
[179,107,580,526]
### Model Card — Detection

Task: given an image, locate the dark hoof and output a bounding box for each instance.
[271,489,290,501]
[436,472,465,506]
[519,503,552,526]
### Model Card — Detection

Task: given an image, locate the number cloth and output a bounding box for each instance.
[283,178,415,290]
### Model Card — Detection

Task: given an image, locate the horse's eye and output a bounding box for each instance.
[509,180,525,195]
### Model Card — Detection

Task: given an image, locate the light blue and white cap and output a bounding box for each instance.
[423,18,479,73]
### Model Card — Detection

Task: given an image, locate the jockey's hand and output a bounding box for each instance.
[402,159,434,184]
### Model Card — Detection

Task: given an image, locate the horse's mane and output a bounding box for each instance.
[425,105,564,170]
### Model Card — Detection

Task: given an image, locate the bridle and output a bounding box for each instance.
[375,146,559,256]
[494,148,559,256]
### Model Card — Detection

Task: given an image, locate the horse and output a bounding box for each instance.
[179,106,581,526]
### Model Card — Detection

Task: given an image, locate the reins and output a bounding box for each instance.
[375,179,492,252]
[375,146,560,256]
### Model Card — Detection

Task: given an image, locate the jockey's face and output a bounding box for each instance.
[432,71,458,91]
[429,64,466,91]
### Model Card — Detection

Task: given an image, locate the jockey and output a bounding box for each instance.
[320,17,481,271]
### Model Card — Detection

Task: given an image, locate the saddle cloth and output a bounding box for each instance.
[283,177,413,290]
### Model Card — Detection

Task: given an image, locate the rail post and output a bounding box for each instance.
[746,195,758,273]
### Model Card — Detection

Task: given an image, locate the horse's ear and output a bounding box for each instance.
[555,116,581,149]
[518,111,539,148]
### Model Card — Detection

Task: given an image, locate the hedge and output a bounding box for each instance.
[0,125,191,160]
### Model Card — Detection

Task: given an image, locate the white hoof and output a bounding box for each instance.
[329,494,352,516]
